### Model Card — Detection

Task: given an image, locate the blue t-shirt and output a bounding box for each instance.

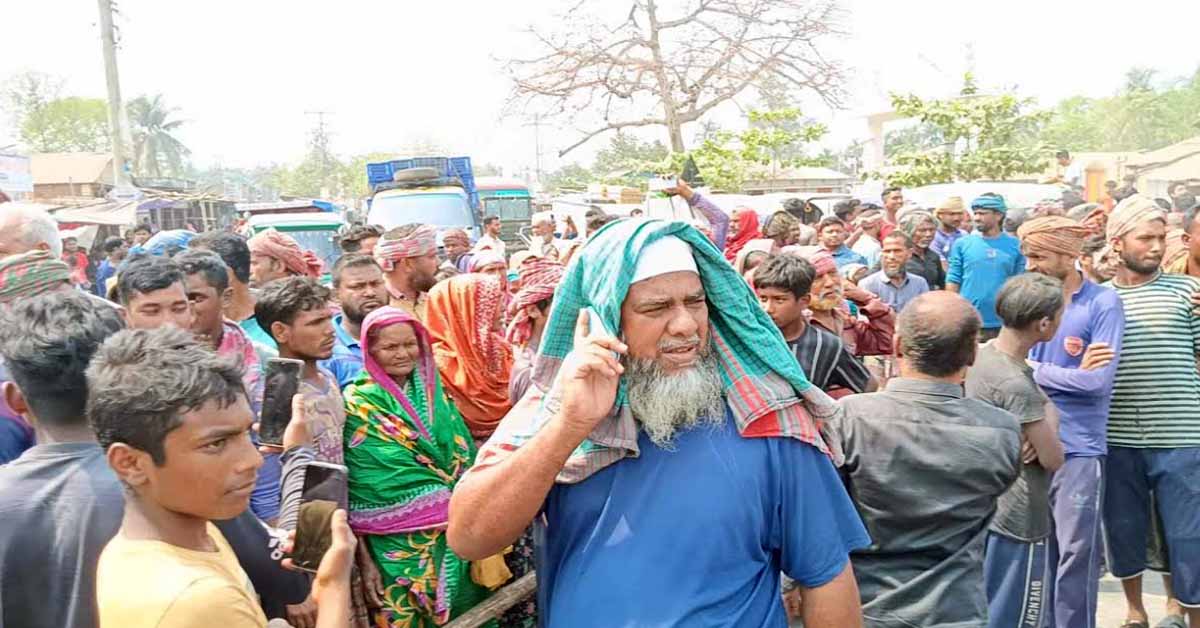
[831,245,868,269]
[946,232,1025,329]
[240,315,278,350]
[319,314,364,390]
[536,408,870,628]
[93,259,116,297]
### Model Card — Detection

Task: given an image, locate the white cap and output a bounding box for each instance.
[531,211,553,224]
[631,236,699,284]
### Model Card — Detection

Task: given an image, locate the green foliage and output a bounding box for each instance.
[1040,67,1200,152]
[20,96,111,153]
[592,133,668,187]
[542,163,592,192]
[128,94,190,178]
[884,124,945,158]
[663,108,828,191]
[875,74,1050,187]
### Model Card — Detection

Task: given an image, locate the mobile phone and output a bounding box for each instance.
[648,176,674,192]
[291,461,349,573]
[258,358,304,446]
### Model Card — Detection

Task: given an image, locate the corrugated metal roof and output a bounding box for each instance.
[1127,136,1200,170]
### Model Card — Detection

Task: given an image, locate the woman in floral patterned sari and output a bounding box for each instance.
[343,305,490,627]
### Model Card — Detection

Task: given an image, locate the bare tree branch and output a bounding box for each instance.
[557,117,666,157]
[505,0,845,155]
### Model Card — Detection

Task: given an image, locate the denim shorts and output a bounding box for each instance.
[1102,446,1200,606]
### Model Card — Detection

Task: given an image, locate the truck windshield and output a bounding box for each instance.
[369,193,475,230]
[484,197,532,221]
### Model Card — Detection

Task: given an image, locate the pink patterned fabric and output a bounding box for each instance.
[373,224,437,271]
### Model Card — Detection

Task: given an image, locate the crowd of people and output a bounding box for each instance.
[0,173,1198,628]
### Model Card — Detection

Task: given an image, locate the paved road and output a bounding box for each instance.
[1098,572,1173,627]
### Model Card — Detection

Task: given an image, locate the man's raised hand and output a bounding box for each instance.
[556,310,627,436]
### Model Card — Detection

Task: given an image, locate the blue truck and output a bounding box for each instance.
[365,157,481,240]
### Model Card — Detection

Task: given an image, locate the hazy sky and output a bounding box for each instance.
[3,0,1198,175]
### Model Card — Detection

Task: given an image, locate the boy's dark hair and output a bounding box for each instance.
[86,326,244,465]
[255,276,331,341]
[995,273,1064,330]
[816,216,846,234]
[482,216,500,228]
[132,223,153,235]
[0,292,125,427]
[102,236,126,255]
[116,256,185,306]
[339,224,384,253]
[881,186,902,200]
[331,254,380,288]
[190,231,252,284]
[1055,149,1070,160]
[174,249,230,293]
[751,254,816,299]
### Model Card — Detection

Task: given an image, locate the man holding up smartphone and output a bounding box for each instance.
[255,277,345,465]
[88,326,355,628]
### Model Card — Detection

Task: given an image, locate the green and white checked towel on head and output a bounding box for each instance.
[472,218,840,483]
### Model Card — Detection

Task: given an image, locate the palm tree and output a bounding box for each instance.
[128,94,189,178]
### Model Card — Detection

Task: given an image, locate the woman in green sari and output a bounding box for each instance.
[344,305,491,627]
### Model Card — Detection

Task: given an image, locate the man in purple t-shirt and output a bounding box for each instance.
[1020,217,1124,628]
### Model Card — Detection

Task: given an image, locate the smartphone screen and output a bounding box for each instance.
[258,358,303,446]
[648,176,672,192]
[292,462,349,573]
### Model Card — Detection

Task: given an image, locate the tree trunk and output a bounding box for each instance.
[667,119,686,153]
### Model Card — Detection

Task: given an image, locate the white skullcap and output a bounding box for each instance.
[531,211,554,224]
[631,236,698,284]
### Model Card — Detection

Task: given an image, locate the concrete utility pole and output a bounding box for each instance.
[97,0,130,188]
[524,114,544,184]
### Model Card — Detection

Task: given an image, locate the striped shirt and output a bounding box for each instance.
[1108,272,1200,448]
[787,322,872,394]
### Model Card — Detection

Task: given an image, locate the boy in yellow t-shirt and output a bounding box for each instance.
[88,327,354,628]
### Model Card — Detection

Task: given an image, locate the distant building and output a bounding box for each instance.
[1126,136,1200,199]
[31,153,114,200]
[741,166,855,195]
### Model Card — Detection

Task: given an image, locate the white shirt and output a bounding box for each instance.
[852,234,882,268]
[475,233,507,256]
[1063,161,1084,189]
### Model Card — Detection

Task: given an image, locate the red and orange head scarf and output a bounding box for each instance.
[506,257,564,347]
[723,208,761,262]
[247,229,324,278]
[424,273,514,437]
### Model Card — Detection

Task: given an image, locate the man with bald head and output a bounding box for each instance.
[830,291,1022,628]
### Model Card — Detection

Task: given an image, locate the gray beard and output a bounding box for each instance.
[625,346,724,449]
